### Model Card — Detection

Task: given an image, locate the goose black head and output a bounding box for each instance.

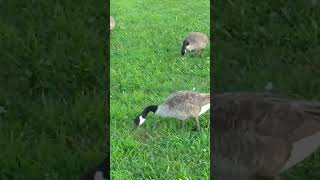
[133,113,147,127]
[133,105,158,128]
[181,40,189,57]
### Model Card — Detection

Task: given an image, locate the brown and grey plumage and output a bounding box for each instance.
[213,92,320,180]
[110,16,115,30]
[133,91,210,130]
[181,32,209,57]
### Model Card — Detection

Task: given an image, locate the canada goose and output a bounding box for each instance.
[80,158,107,180]
[110,16,115,30]
[133,91,210,131]
[213,92,320,180]
[181,32,209,57]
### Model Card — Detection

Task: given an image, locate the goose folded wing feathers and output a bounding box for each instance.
[163,92,210,118]
[303,102,320,117]
[214,131,292,179]
[214,93,320,141]
[255,96,320,142]
[166,92,209,106]
[213,92,320,179]
[199,94,210,106]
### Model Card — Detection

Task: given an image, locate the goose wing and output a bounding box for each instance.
[214,131,291,179]
[187,32,209,48]
[165,91,210,117]
[213,92,320,142]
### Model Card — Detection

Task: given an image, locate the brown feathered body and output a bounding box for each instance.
[184,32,209,51]
[155,91,210,120]
[213,92,320,180]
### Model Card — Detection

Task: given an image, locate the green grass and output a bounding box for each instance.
[110,0,210,179]
[214,0,320,179]
[0,0,107,179]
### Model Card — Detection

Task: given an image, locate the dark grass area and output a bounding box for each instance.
[0,1,107,179]
[213,0,320,179]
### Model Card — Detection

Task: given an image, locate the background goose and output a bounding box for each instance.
[213,92,320,180]
[110,16,115,30]
[181,32,209,57]
[133,91,210,131]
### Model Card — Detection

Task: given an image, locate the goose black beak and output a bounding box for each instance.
[133,115,141,128]
[131,117,141,132]
[131,114,141,131]
[133,113,147,129]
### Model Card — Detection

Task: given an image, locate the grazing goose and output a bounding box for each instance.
[181,32,209,57]
[212,92,320,180]
[133,91,210,131]
[110,16,115,30]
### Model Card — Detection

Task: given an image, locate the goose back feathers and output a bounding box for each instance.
[213,92,320,142]
[157,91,210,119]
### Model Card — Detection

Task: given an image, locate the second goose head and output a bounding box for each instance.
[181,39,190,56]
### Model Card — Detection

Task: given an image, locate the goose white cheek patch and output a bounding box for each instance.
[139,115,146,125]
[185,45,190,51]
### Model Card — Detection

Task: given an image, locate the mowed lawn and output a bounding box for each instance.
[0,1,106,179]
[110,0,210,179]
[214,1,320,179]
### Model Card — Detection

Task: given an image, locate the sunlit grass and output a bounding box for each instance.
[110,0,210,179]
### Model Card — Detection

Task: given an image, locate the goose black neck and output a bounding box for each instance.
[142,105,158,117]
[181,40,189,56]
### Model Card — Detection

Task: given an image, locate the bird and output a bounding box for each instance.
[80,157,108,180]
[133,91,210,131]
[212,92,320,180]
[110,16,115,31]
[180,32,209,57]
